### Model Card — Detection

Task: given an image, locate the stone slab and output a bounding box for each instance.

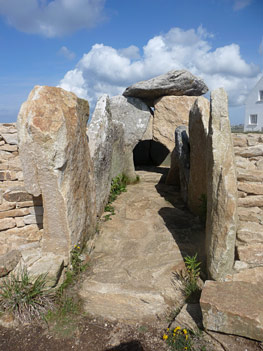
[123,70,208,102]
[237,182,263,195]
[236,221,263,244]
[200,280,263,341]
[152,95,196,152]
[0,250,22,277]
[238,195,263,207]
[237,244,263,265]
[0,217,16,231]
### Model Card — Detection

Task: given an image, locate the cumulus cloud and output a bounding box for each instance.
[0,0,106,37]
[58,46,76,60]
[233,0,253,11]
[59,26,261,109]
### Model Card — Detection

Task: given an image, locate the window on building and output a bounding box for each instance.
[249,114,257,125]
[259,90,263,101]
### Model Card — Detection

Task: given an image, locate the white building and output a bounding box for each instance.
[244,76,263,132]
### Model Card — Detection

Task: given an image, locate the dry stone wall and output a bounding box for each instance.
[233,133,263,268]
[0,123,43,276]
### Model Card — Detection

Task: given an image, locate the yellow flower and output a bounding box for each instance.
[167,328,169,331]
[185,334,189,340]
[184,347,188,350]
[174,326,181,332]
[183,328,187,334]
[163,334,168,340]
[77,246,80,249]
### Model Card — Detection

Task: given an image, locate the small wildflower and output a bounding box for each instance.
[183,328,188,334]
[77,246,80,249]
[163,334,168,340]
[167,327,170,331]
[174,326,181,332]
[184,347,188,350]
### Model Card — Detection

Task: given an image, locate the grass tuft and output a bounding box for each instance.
[0,269,54,323]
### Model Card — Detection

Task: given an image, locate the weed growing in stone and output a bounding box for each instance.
[103,174,129,221]
[0,268,54,322]
[163,326,193,350]
[183,254,201,302]
[108,174,128,203]
[57,245,89,294]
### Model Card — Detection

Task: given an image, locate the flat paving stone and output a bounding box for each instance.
[79,167,205,323]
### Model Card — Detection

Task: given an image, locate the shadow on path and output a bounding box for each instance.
[105,340,144,351]
[137,165,206,268]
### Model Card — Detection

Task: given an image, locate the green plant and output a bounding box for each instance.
[44,296,81,338]
[108,174,128,204]
[57,245,89,296]
[71,245,88,275]
[183,254,201,302]
[138,325,148,333]
[163,326,193,350]
[103,174,129,221]
[0,269,54,322]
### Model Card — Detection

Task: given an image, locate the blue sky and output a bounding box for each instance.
[0,0,262,125]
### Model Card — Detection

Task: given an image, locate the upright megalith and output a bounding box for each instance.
[166,126,190,203]
[206,88,238,280]
[109,95,152,179]
[17,86,96,263]
[87,95,118,217]
[188,97,210,216]
[87,94,151,217]
[153,96,197,153]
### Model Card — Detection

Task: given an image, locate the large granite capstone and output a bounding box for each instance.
[123,70,208,103]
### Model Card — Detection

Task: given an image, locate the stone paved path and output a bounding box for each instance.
[79,167,205,323]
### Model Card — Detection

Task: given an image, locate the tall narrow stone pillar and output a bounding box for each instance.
[206,88,238,280]
[17,86,96,263]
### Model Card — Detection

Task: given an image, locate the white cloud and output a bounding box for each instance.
[233,0,252,11]
[59,26,261,109]
[58,46,76,60]
[0,0,106,37]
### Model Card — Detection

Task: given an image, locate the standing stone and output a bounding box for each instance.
[87,95,151,216]
[109,95,152,180]
[188,97,210,216]
[206,88,238,280]
[17,86,96,262]
[123,70,208,103]
[153,96,197,152]
[87,95,124,217]
[166,126,190,202]
[87,95,114,217]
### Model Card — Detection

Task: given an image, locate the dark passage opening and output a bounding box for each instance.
[133,140,170,167]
